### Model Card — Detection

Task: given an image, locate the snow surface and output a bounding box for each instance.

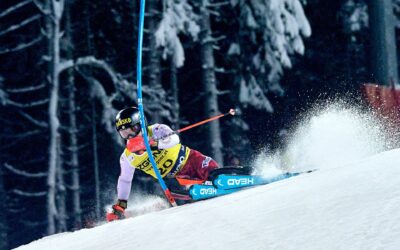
[16,104,400,250]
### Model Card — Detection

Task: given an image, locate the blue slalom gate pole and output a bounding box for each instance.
[136,0,177,207]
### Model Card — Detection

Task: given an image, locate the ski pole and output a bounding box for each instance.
[158,108,237,140]
[136,0,177,207]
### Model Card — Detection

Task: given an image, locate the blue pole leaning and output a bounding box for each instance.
[136,0,177,207]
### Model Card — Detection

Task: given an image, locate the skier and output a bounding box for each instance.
[106,107,220,221]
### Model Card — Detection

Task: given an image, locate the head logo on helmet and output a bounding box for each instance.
[116,117,132,129]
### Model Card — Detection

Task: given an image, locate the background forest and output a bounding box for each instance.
[0,0,398,248]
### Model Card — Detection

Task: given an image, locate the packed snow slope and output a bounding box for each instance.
[17,148,400,250]
[16,103,400,250]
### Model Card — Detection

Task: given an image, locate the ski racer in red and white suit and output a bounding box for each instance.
[107,107,219,222]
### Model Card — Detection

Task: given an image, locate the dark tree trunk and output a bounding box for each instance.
[199,0,224,165]
[0,165,7,250]
[369,0,399,86]
[92,104,101,220]
[46,0,63,235]
[66,0,82,229]
[170,57,180,130]
[146,0,162,123]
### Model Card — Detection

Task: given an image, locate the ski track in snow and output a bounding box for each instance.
[15,149,400,250]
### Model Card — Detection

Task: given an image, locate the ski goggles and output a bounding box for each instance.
[118,124,141,139]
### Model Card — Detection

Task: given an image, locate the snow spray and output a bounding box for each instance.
[104,194,169,220]
[252,100,394,175]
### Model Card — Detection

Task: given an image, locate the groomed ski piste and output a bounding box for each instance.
[16,103,400,250]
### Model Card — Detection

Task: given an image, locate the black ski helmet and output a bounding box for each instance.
[115,107,147,137]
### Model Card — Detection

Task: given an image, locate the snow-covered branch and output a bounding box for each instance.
[208,9,220,16]
[8,130,42,139]
[0,0,33,18]
[58,123,78,133]
[6,83,46,93]
[0,35,44,54]
[75,57,119,83]
[216,89,231,95]
[155,0,200,67]
[58,55,138,146]
[239,76,274,113]
[57,59,74,73]
[21,220,47,227]
[4,163,47,178]
[12,189,47,197]
[7,207,25,213]
[63,143,89,152]
[214,67,236,74]
[208,1,230,8]
[6,98,49,108]
[64,183,79,191]
[58,56,120,85]
[18,110,48,128]
[75,70,123,145]
[200,35,215,45]
[0,14,41,37]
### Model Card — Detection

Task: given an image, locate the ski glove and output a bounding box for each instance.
[106,199,127,222]
[126,136,158,153]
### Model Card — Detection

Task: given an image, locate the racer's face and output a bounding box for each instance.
[118,124,141,139]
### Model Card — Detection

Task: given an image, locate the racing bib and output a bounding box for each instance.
[124,144,190,179]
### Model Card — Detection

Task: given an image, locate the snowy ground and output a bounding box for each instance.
[15,104,400,250]
[16,149,400,250]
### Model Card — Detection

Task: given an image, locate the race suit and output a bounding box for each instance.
[117,124,219,200]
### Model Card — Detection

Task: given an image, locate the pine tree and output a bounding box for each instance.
[199,0,224,165]
[155,0,200,129]
[0,0,52,242]
[228,0,311,112]
[145,0,165,123]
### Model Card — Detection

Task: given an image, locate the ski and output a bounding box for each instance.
[189,174,291,200]
[213,172,301,190]
[189,184,240,200]
[189,170,316,200]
